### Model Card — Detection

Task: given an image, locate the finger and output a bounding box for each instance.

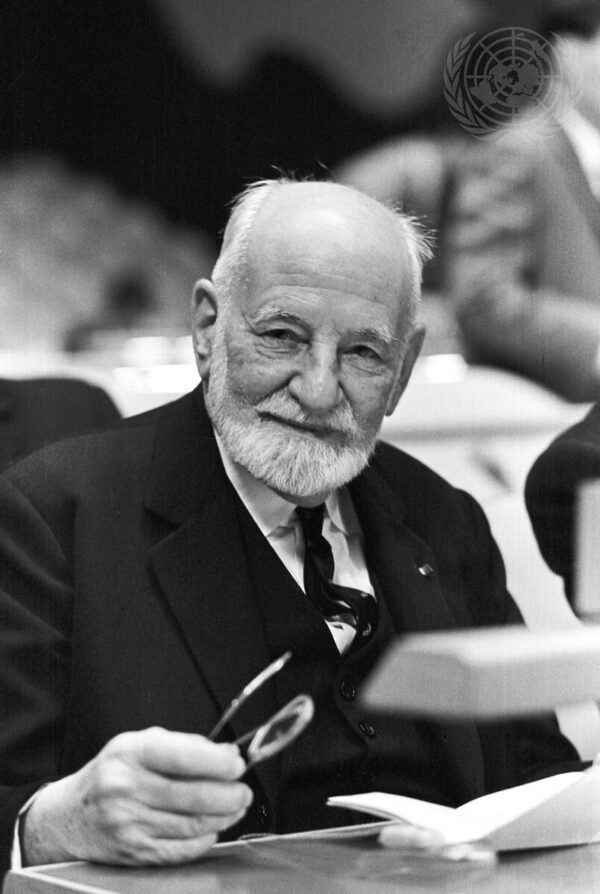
[98,831,220,867]
[136,769,254,816]
[149,832,219,866]
[378,823,446,850]
[91,808,249,866]
[133,804,249,842]
[110,728,246,780]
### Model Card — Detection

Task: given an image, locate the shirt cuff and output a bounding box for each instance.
[11,788,45,869]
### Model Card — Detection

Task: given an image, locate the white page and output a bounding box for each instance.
[455,772,583,838]
[327,792,467,840]
[486,770,600,851]
[328,768,600,849]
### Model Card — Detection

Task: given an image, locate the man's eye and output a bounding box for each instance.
[262,329,298,343]
[350,345,380,361]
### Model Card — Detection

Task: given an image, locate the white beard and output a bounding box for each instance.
[213,411,374,498]
[204,323,376,498]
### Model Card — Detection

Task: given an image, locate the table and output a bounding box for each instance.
[5,825,600,894]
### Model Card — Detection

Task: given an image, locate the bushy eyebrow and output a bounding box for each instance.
[250,309,396,348]
[352,326,397,349]
[251,308,305,328]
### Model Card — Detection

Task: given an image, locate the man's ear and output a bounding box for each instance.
[191,279,217,378]
[385,323,425,416]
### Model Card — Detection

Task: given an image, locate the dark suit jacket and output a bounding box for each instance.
[448,120,600,401]
[0,386,582,874]
[526,402,600,599]
[0,377,120,470]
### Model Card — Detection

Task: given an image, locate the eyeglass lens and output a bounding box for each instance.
[208,651,314,767]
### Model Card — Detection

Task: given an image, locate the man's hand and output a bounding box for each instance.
[22,727,253,866]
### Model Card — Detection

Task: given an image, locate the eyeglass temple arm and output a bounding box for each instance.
[207,650,292,741]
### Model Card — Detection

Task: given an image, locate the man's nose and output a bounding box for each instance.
[287,350,342,415]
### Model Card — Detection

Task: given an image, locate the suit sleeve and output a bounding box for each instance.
[0,472,73,877]
[447,141,600,402]
[24,379,121,453]
[456,487,521,628]
[526,402,600,601]
[0,378,122,473]
[86,382,122,427]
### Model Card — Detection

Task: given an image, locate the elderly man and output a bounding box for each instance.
[0,179,583,875]
[447,30,600,402]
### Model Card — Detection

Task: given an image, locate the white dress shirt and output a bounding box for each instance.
[215,434,375,654]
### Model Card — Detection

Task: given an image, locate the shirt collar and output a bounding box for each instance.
[214,431,357,538]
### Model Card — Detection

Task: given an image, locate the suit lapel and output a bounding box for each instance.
[143,388,278,801]
[148,491,274,737]
[350,465,456,634]
[350,460,486,802]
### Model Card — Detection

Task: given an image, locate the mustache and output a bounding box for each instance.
[255,392,359,437]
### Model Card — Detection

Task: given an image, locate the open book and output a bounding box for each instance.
[328,766,600,851]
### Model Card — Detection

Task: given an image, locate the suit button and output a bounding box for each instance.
[340,677,357,701]
[358,721,376,738]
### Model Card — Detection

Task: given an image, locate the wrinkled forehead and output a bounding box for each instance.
[245,184,412,306]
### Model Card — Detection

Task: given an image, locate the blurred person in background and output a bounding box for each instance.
[64,271,161,353]
[447,25,600,401]
[526,400,600,600]
[336,1,600,366]
[0,377,120,470]
[0,156,215,354]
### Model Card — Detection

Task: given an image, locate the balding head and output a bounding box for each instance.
[211,178,431,348]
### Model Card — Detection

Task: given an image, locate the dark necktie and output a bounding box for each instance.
[296,503,377,640]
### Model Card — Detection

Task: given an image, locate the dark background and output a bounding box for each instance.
[2,0,598,246]
[0,0,478,247]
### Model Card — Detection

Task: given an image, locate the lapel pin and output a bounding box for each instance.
[418,563,435,579]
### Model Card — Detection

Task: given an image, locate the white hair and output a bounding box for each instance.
[210,177,433,341]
